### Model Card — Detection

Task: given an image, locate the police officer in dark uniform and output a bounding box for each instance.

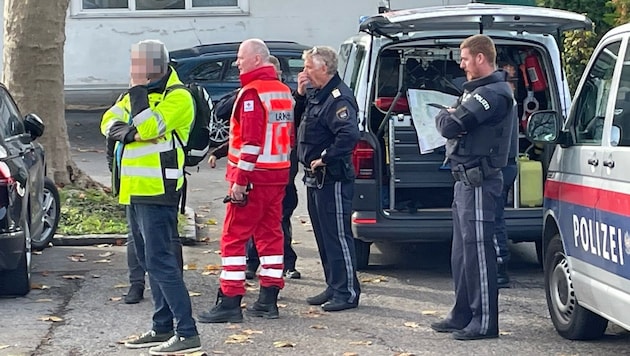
[295,45,361,312]
[431,34,514,340]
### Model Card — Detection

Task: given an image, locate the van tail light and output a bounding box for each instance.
[352,140,375,179]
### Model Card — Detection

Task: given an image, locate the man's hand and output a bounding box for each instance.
[230,183,248,201]
[133,133,161,143]
[208,155,217,168]
[297,71,309,96]
[310,158,326,171]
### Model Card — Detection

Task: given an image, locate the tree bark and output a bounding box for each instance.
[3,0,100,189]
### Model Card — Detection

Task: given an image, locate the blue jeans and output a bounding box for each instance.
[127,203,197,337]
[126,214,183,287]
[494,163,517,264]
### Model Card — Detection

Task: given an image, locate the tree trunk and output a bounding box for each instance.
[3,0,100,189]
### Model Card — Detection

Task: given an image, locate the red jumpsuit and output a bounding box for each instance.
[220,65,295,296]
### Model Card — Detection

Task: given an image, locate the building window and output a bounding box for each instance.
[76,0,244,16]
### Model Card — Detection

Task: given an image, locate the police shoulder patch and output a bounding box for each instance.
[332,88,341,98]
[243,100,254,112]
[336,106,349,120]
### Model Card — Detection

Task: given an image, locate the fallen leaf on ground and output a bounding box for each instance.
[40,270,49,276]
[91,274,101,278]
[395,353,416,356]
[240,302,247,308]
[206,218,217,225]
[349,340,372,346]
[301,307,325,318]
[109,297,122,302]
[0,345,9,350]
[202,271,219,275]
[31,283,50,290]
[113,284,129,289]
[273,341,295,348]
[62,275,84,280]
[226,324,241,330]
[96,244,112,248]
[68,256,87,262]
[342,353,359,356]
[117,335,139,344]
[421,310,437,315]
[224,334,251,344]
[39,316,63,322]
[211,351,225,354]
[291,240,301,245]
[36,298,53,302]
[189,292,202,297]
[309,324,328,329]
[245,286,258,292]
[277,303,287,308]
[214,250,221,255]
[241,329,263,335]
[499,330,512,336]
[184,264,197,270]
[202,249,214,254]
[195,223,206,229]
[205,264,221,271]
[404,321,420,328]
[93,259,111,263]
[98,251,114,258]
[360,276,388,283]
[32,251,42,255]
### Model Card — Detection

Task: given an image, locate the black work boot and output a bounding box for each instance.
[247,286,281,319]
[197,289,243,323]
[497,263,510,289]
[306,289,333,305]
[124,284,144,304]
[245,265,257,280]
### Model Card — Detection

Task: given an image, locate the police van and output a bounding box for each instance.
[338,2,592,268]
[526,23,630,340]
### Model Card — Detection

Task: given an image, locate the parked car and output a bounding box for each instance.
[0,84,61,296]
[338,3,592,268]
[170,40,310,146]
[526,22,630,340]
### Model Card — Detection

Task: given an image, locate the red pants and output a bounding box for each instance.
[220,184,285,296]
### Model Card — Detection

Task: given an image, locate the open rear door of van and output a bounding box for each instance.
[360,3,592,37]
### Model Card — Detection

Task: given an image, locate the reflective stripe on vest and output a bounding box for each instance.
[227,80,294,171]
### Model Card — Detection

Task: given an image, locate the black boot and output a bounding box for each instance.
[197,289,243,323]
[497,263,510,289]
[124,284,144,304]
[247,286,280,319]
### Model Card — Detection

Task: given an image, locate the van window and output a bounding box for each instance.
[572,41,621,145]
[612,43,630,147]
[338,43,366,92]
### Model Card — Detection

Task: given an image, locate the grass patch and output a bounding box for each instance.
[59,187,187,236]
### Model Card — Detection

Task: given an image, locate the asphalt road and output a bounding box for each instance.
[0,110,627,355]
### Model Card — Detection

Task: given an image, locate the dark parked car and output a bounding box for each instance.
[170,40,310,146]
[0,84,61,296]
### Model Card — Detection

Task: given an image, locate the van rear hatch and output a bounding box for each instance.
[360,3,592,36]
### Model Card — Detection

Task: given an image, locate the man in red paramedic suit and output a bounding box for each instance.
[198,38,295,323]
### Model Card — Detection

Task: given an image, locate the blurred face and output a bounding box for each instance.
[459,48,482,81]
[236,43,259,75]
[130,48,163,82]
[303,56,328,89]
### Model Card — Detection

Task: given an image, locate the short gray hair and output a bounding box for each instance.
[303,46,337,75]
[131,39,170,74]
[245,38,270,63]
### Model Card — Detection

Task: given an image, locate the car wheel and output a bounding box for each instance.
[0,223,31,296]
[32,177,61,251]
[208,112,229,146]
[544,234,607,340]
[354,239,371,270]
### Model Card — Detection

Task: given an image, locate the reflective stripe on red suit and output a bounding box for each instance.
[220,65,295,296]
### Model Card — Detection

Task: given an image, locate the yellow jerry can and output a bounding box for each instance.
[517,155,543,207]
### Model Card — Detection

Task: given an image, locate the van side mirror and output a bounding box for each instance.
[526,110,560,144]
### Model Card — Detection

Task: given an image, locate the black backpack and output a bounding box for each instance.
[167,83,213,167]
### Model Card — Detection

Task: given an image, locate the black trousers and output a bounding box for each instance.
[307,180,360,304]
[447,174,502,335]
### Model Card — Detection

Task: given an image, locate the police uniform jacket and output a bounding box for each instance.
[435,70,514,170]
[295,73,360,181]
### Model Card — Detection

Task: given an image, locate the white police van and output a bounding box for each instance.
[338,2,592,268]
[527,23,630,340]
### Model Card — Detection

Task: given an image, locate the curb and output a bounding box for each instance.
[52,206,198,246]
